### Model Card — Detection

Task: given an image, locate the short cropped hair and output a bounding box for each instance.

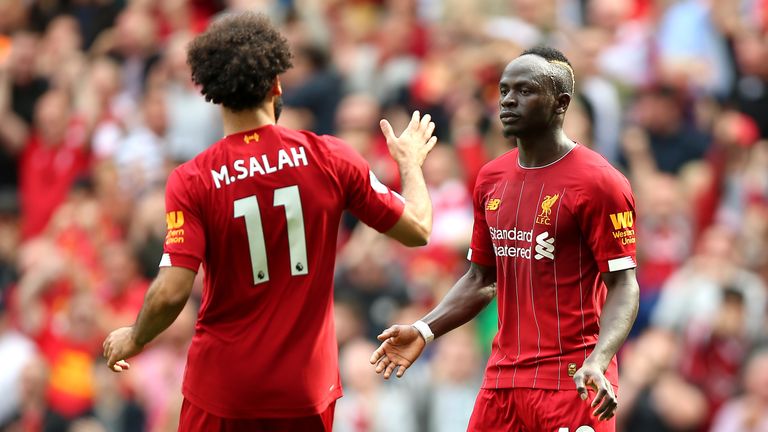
[187,12,293,111]
[519,46,575,95]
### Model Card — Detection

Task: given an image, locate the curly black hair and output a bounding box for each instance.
[520,46,575,95]
[187,12,293,112]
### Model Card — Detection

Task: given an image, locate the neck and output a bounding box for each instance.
[221,99,276,136]
[515,128,575,168]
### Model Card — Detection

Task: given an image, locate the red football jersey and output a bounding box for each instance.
[468,145,636,391]
[160,125,405,418]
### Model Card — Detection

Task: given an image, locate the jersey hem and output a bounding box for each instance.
[597,253,637,273]
[181,385,343,419]
[367,197,405,234]
[480,376,618,392]
[158,252,201,272]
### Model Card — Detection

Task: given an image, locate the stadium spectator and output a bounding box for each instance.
[711,347,768,432]
[334,338,419,432]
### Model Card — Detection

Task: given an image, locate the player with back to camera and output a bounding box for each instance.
[370,46,640,432]
[102,12,438,432]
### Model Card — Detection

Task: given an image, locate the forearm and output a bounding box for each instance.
[131,274,192,346]
[422,264,497,338]
[586,277,639,370]
[398,161,432,240]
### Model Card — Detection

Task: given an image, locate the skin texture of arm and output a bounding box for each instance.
[102,266,196,371]
[370,262,497,378]
[589,268,640,370]
[573,267,640,421]
[421,262,498,337]
[382,111,437,247]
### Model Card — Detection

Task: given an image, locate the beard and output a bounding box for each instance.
[273,96,284,122]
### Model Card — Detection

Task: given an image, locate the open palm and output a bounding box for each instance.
[369,325,426,379]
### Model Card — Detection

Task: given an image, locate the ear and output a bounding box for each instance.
[555,92,571,115]
[272,77,283,96]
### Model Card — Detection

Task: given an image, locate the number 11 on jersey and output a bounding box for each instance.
[233,185,309,285]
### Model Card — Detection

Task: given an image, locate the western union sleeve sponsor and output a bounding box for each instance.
[609,211,636,245]
[609,211,634,230]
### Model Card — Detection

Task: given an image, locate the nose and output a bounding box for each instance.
[500,92,517,107]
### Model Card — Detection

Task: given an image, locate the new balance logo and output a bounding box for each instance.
[534,231,554,260]
[609,211,634,230]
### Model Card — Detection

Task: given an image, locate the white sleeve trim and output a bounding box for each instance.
[159,253,172,267]
[607,256,636,272]
[467,249,473,260]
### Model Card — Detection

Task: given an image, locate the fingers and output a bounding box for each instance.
[395,363,408,378]
[103,340,112,365]
[375,355,390,374]
[425,120,436,139]
[377,326,399,342]
[408,110,420,130]
[370,346,385,364]
[574,374,588,401]
[591,387,607,409]
[379,119,396,142]
[593,392,617,420]
[592,381,617,420]
[110,360,131,373]
[425,136,438,153]
[418,113,431,131]
[383,360,399,379]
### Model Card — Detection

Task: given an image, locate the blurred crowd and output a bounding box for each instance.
[0,0,767,431]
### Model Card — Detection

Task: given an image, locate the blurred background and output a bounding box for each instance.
[0,0,766,431]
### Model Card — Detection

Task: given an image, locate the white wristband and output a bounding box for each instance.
[412,320,434,344]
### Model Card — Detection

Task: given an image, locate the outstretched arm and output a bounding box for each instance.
[103,266,196,371]
[370,262,496,378]
[573,268,639,421]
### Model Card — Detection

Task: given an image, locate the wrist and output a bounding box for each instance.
[583,355,609,372]
[411,320,434,344]
[129,327,148,348]
[396,157,421,172]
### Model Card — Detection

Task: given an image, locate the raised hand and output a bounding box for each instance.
[379,111,438,168]
[573,362,618,421]
[369,324,426,379]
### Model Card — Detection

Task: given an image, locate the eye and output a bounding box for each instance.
[500,88,509,96]
[520,88,531,96]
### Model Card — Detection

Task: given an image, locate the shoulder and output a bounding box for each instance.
[570,145,632,194]
[475,149,517,189]
[167,151,211,193]
[276,125,348,160]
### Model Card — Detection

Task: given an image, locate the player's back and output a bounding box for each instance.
[161,125,404,418]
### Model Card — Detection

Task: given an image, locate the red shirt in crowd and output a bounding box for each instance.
[160,125,404,418]
[19,125,89,239]
[468,144,637,391]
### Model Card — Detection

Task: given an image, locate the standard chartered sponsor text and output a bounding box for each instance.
[489,226,533,242]
[495,245,532,258]
[490,227,555,260]
[490,226,534,259]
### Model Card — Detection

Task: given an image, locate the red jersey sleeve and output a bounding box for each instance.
[576,169,637,273]
[159,167,206,272]
[468,177,496,267]
[327,136,405,232]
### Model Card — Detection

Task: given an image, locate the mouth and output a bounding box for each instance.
[499,112,521,122]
